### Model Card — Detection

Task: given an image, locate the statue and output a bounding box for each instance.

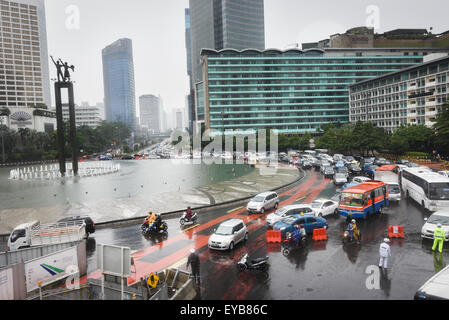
[50,56,75,82]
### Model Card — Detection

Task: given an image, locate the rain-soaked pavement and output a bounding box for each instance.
[77,168,446,299]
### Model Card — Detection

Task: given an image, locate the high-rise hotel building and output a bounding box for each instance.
[198,48,449,135]
[0,0,50,108]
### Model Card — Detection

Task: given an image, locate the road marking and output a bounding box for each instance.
[296,196,306,202]
[227,206,243,213]
[166,257,187,270]
[180,224,200,233]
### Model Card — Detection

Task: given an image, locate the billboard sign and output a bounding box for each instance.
[24,246,78,293]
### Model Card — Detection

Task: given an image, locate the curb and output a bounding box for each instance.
[91,167,306,231]
[0,166,306,236]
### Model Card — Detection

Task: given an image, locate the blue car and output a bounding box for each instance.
[363,164,378,178]
[342,181,360,190]
[273,214,328,238]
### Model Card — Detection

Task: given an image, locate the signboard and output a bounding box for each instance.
[24,246,78,293]
[0,268,14,300]
[96,244,131,277]
[147,273,159,288]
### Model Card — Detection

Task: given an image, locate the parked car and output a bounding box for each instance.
[302,160,312,169]
[406,162,420,168]
[363,164,379,178]
[438,171,449,178]
[348,163,362,174]
[334,173,348,186]
[266,204,314,227]
[323,166,335,178]
[272,214,328,238]
[421,209,449,241]
[208,219,248,251]
[352,176,371,184]
[397,159,410,165]
[336,166,349,178]
[310,199,339,217]
[246,191,279,214]
[121,155,135,160]
[58,215,95,236]
[342,181,360,190]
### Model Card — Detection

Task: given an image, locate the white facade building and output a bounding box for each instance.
[0,106,55,132]
[0,0,51,108]
[349,55,449,133]
[61,102,102,127]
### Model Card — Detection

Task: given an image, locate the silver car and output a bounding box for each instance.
[246,191,279,214]
[208,219,248,251]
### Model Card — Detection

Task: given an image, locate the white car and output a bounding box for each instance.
[266,204,314,227]
[208,219,248,251]
[438,171,449,178]
[246,191,279,214]
[310,198,339,217]
[352,176,371,184]
[388,183,402,202]
[334,173,348,186]
[421,209,449,241]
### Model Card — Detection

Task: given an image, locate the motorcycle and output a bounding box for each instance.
[342,229,362,244]
[282,232,307,256]
[141,218,168,237]
[180,212,198,226]
[236,253,269,272]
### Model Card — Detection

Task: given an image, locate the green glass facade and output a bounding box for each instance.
[200,49,423,134]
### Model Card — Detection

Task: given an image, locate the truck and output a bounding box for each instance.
[7,220,86,251]
[374,165,401,202]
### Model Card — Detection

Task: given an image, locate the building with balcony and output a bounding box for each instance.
[349,54,449,133]
[196,48,449,135]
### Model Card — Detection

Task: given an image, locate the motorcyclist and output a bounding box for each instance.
[346,220,354,241]
[291,224,302,246]
[299,224,306,238]
[185,207,193,221]
[351,219,360,241]
[146,212,156,228]
[151,214,162,231]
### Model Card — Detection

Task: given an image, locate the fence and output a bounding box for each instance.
[0,240,83,268]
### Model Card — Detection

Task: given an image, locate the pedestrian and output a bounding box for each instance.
[186,248,201,286]
[432,223,445,253]
[379,238,391,269]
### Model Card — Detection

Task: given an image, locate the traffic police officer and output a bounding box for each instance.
[432,223,446,253]
[379,238,391,269]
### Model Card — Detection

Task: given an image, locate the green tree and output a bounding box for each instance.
[433,101,449,155]
[299,132,311,151]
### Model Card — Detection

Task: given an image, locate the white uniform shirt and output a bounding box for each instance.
[379,242,391,257]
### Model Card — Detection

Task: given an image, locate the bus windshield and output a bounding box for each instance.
[429,183,449,200]
[340,192,364,207]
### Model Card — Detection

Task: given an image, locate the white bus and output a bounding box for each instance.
[401,167,449,212]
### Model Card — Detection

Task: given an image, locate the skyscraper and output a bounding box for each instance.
[139,94,161,134]
[189,0,265,85]
[188,0,265,124]
[185,8,194,132]
[0,0,51,108]
[102,38,137,131]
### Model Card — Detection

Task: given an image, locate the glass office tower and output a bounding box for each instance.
[102,38,137,131]
[200,48,426,134]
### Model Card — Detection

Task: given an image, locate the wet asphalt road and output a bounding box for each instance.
[79,168,448,299]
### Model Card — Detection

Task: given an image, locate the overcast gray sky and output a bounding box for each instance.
[44,0,449,116]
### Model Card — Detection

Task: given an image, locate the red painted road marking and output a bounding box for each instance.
[84,171,328,285]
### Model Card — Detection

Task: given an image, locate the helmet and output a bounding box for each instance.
[188,206,191,210]
[351,219,356,223]
[384,238,390,243]
[437,223,443,228]
[190,248,195,254]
